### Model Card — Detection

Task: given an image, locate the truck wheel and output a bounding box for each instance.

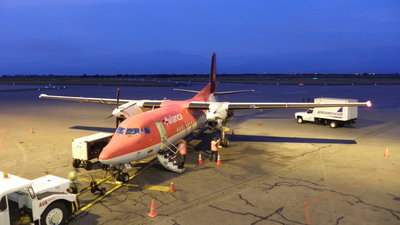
[72,159,80,168]
[297,117,303,124]
[84,161,93,170]
[41,201,68,225]
[221,137,230,147]
[330,121,337,128]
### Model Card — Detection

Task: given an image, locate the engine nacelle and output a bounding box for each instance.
[206,102,229,128]
[112,102,144,119]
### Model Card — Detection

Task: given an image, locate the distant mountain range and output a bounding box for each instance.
[1,47,399,75]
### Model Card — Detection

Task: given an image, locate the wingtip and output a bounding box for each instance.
[366,101,372,107]
[39,94,47,98]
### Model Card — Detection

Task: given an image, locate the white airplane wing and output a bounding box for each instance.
[39,94,164,108]
[188,101,372,110]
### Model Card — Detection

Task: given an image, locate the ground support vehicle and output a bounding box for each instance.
[0,171,78,225]
[72,132,113,170]
[295,98,359,128]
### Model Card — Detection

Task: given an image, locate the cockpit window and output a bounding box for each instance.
[116,127,126,134]
[126,128,140,135]
[144,127,151,134]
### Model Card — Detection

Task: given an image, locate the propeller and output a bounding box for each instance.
[103,88,123,128]
[115,88,122,128]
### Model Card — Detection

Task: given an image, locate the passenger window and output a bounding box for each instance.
[116,127,126,134]
[307,109,313,114]
[126,128,139,135]
[0,196,7,212]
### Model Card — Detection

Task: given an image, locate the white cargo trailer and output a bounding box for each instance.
[72,132,113,170]
[295,98,359,128]
[0,171,78,225]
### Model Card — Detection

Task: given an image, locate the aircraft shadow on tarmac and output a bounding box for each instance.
[70,126,115,133]
[70,126,356,145]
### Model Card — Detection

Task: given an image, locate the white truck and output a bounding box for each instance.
[295,98,359,128]
[72,132,113,170]
[0,171,78,225]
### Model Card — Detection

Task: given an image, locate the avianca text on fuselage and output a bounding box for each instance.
[164,114,183,125]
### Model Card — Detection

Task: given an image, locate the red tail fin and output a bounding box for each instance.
[209,52,217,93]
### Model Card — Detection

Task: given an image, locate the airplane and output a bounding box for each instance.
[39,53,372,182]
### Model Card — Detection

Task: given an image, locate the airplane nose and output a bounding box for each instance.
[99,147,114,164]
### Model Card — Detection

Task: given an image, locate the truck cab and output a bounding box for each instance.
[295,109,314,123]
[1,171,78,225]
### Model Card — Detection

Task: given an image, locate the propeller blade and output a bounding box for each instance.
[116,88,120,108]
[105,114,114,120]
[116,88,121,128]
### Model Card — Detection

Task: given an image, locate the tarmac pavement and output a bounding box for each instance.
[1,84,399,225]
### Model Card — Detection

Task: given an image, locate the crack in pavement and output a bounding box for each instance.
[259,180,400,223]
[237,194,255,207]
[171,219,181,225]
[209,205,304,225]
[276,212,305,225]
[259,181,328,193]
[345,200,354,206]
[290,145,332,158]
[334,216,344,225]
[138,191,168,207]
[278,176,325,187]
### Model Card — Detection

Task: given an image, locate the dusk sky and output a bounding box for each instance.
[1,0,399,75]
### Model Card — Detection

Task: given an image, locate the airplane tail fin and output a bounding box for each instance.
[210,52,217,93]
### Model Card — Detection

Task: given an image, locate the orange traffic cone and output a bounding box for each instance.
[169,181,176,193]
[147,200,158,217]
[197,153,204,165]
[384,147,390,157]
[30,128,35,134]
[257,121,263,126]
[216,154,222,166]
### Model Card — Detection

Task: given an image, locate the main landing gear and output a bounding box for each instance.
[219,126,230,147]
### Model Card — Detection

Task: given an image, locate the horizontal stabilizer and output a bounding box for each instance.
[173,88,200,94]
[214,90,254,95]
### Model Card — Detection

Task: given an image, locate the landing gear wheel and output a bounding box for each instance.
[84,161,93,170]
[297,117,303,124]
[72,159,80,168]
[329,121,337,128]
[221,137,230,147]
[117,173,129,183]
[40,202,68,225]
[100,187,107,196]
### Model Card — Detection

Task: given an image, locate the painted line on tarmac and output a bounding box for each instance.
[303,169,400,225]
[74,158,157,217]
[79,177,169,191]
[0,128,11,150]
[143,185,170,192]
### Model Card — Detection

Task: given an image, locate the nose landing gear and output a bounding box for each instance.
[116,172,130,183]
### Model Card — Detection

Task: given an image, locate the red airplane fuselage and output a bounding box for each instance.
[98,84,212,164]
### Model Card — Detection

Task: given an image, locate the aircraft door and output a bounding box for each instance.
[155,122,168,151]
[0,196,10,225]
